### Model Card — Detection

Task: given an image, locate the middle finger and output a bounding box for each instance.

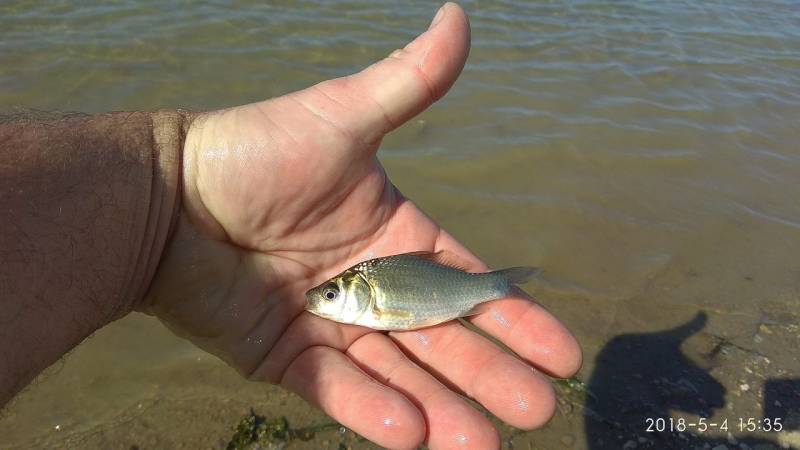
[390,321,556,429]
[347,332,500,450]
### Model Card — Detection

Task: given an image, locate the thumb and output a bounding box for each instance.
[290,2,471,145]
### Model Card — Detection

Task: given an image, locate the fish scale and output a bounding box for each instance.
[358,255,504,326]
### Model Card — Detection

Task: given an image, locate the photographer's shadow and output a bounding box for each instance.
[584,312,780,449]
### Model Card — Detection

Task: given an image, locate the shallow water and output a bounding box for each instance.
[2,1,799,449]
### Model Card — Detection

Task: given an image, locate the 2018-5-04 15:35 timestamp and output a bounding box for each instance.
[645,417,784,433]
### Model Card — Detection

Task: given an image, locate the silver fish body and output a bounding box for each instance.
[305,252,538,330]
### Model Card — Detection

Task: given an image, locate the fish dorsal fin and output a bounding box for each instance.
[400,250,473,272]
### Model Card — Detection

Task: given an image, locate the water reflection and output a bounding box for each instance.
[585,312,785,449]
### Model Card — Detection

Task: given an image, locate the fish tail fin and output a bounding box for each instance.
[493,266,541,286]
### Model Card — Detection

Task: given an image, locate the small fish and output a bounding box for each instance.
[305,251,539,330]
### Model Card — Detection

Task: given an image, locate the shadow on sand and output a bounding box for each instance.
[584,312,796,449]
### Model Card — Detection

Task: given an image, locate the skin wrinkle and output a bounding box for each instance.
[310,81,391,147]
[193,126,370,252]
[417,44,432,71]
[467,350,507,399]
[279,178,395,265]
[288,91,364,151]
[349,335,406,385]
[253,101,300,148]
[310,83,348,110]
[342,74,399,133]
[304,169,396,258]
[430,324,461,357]
[121,133,157,317]
[403,60,438,107]
[260,315,347,384]
[263,252,317,280]
[507,300,553,358]
[371,162,396,217]
[258,194,395,274]
[405,378,447,408]
[253,141,376,246]
[338,207,393,266]
[264,188,367,251]
[279,176,361,240]
[328,68,393,141]
[279,344,323,391]
[219,115,280,240]
[184,119,231,243]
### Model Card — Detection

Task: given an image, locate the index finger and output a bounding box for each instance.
[434,230,583,378]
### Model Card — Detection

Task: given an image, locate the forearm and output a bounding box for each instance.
[0,110,187,406]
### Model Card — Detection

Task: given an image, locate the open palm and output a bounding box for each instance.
[146,4,581,449]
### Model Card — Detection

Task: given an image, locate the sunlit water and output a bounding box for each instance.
[2,1,799,448]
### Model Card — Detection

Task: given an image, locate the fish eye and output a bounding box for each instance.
[322,284,339,301]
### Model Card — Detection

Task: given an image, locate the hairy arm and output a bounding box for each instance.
[0,111,187,405]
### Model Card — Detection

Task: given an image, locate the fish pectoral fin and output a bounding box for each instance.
[373,305,415,322]
[461,301,496,318]
[458,298,508,320]
[400,250,473,272]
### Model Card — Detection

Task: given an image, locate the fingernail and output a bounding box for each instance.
[428,3,447,30]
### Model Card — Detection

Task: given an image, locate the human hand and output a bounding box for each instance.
[146,3,581,449]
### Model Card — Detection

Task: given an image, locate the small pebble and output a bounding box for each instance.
[622,440,637,449]
[560,434,575,446]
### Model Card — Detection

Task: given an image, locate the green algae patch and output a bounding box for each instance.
[227,410,338,450]
[554,376,595,404]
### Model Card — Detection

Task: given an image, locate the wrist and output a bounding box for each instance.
[128,110,192,312]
